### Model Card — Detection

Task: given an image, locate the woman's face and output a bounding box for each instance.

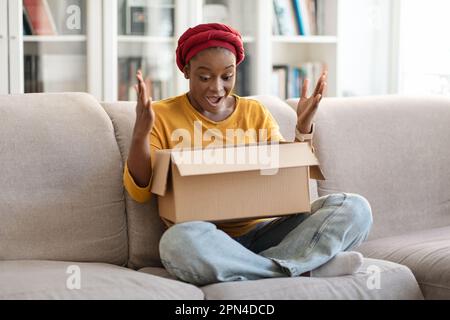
[184,47,237,114]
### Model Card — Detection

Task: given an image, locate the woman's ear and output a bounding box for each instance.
[183,65,190,79]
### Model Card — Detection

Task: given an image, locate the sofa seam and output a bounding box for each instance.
[418,281,450,291]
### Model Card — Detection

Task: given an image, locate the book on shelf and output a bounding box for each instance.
[272,65,288,99]
[23,0,58,35]
[273,0,321,36]
[272,0,299,36]
[24,55,43,93]
[23,13,33,36]
[272,62,326,99]
[124,0,174,36]
[307,0,318,35]
[315,0,325,35]
[234,53,251,97]
[292,0,307,36]
[272,2,280,36]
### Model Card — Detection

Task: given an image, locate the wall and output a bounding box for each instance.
[339,0,395,96]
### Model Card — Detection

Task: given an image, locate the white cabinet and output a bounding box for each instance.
[1,0,341,100]
[1,0,23,95]
[103,0,187,102]
[1,0,102,99]
[0,0,10,94]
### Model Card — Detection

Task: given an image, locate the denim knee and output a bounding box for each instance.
[159,221,218,284]
[344,193,373,239]
[159,221,215,262]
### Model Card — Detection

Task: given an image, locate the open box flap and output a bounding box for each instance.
[310,165,325,180]
[170,142,322,177]
[150,150,172,196]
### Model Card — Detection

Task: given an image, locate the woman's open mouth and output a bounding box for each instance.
[205,96,224,107]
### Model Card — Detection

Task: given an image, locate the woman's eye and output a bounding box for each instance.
[200,76,209,81]
[223,75,234,81]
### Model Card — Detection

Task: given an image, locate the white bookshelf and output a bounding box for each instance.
[0,0,341,100]
[270,0,341,97]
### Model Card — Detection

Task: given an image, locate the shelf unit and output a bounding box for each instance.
[1,0,102,99]
[0,0,341,100]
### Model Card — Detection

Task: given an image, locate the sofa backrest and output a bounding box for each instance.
[102,94,301,269]
[287,95,450,240]
[0,93,128,265]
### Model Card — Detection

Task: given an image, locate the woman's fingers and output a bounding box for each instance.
[136,71,149,103]
[318,78,327,96]
[301,73,326,101]
[301,78,309,99]
[312,73,325,97]
[135,70,154,129]
[145,97,153,111]
[137,70,143,82]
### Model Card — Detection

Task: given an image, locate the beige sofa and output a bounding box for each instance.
[2,92,446,300]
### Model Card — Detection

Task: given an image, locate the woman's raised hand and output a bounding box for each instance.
[132,70,155,139]
[296,71,327,134]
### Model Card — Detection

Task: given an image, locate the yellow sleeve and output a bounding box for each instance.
[123,128,163,204]
[258,103,286,142]
[123,160,153,203]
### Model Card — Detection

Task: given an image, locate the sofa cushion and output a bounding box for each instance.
[201,258,423,300]
[0,260,203,300]
[0,93,127,265]
[356,226,450,300]
[287,95,450,240]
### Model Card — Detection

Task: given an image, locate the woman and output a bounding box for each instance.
[124,23,372,286]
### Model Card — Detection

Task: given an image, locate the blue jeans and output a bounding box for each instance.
[159,193,373,286]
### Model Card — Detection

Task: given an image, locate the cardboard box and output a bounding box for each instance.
[151,142,324,224]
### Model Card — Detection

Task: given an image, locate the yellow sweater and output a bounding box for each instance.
[124,93,285,237]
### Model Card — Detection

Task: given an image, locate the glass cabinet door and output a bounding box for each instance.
[0,1,9,94]
[22,0,88,93]
[117,0,176,101]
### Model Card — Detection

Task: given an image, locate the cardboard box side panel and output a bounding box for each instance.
[157,165,176,222]
[170,167,311,223]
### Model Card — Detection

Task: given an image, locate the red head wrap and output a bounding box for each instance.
[176,23,245,72]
